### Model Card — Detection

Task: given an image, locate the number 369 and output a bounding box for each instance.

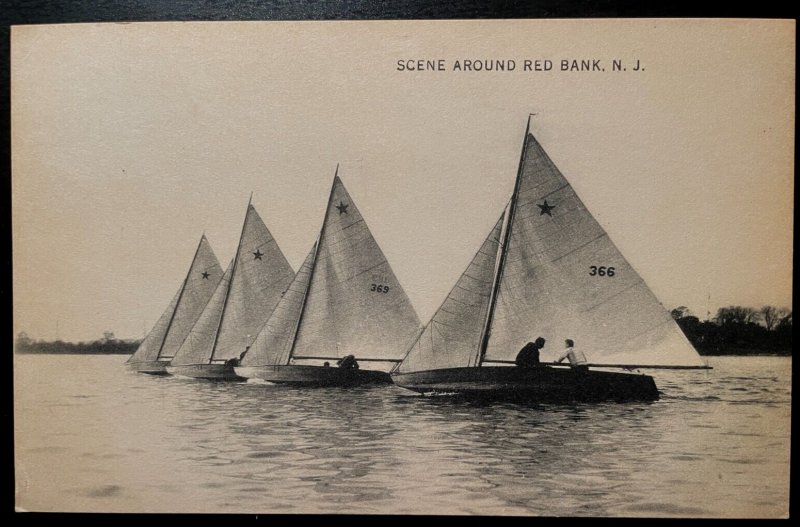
[589,266,615,277]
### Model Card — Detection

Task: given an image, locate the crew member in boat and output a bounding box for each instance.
[515,337,545,368]
[555,339,588,373]
[225,347,249,368]
[336,355,359,369]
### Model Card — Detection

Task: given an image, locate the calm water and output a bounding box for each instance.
[14,355,790,516]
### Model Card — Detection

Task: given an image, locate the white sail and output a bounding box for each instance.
[394,214,504,373]
[127,234,222,363]
[484,131,705,367]
[170,261,233,366]
[240,243,317,367]
[212,204,295,361]
[127,288,180,363]
[159,235,224,358]
[290,175,422,363]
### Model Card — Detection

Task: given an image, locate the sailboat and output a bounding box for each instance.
[167,199,295,380]
[126,234,223,374]
[391,118,710,401]
[235,169,422,386]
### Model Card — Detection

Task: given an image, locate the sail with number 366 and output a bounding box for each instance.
[392,118,708,400]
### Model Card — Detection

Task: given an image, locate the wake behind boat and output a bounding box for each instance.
[126,234,223,375]
[235,168,422,386]
[167,199,295,381]
[391,117,709,401]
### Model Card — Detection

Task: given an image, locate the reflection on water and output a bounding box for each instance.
[14,355,790,516]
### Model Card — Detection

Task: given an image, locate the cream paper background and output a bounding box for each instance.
[12,19,794,516]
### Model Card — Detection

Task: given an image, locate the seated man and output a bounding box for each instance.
[516,337,545,368]
[336,354,359,369]
[555,339,589,373]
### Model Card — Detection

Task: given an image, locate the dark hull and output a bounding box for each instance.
[126,360,170,375]
[235,364,392,386]
[166,363,245,381]
[391,366,659,402]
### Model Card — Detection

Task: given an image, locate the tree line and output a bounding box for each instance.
[14,305,793,356]
[14,331,141,355]
[671,305,792,355]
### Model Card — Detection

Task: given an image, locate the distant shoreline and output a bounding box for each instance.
[14,349,791,357]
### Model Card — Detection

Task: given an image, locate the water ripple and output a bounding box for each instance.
[13,354,791,516]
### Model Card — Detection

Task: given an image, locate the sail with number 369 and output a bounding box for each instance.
[391,118,709,401]
[235,169,422,386]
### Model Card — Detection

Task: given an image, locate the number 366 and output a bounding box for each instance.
[589,266,615,277]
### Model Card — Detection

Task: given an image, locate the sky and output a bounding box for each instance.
[12,20,795,342]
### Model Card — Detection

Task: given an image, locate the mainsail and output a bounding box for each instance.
[170,203,295,365]
[287,174,422,363]
[127,234,222,363]
[170,261,233,366]
[212,204,295,361]
[398,121,705,371]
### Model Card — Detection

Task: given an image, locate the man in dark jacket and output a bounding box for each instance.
[337,354,359,369]
[516,337,545,368]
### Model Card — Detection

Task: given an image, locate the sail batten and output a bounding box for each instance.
[127,235,222,364]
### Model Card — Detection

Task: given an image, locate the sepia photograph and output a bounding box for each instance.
[12,19,793,516]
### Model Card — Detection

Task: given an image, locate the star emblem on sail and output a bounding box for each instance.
[169,201,295,372]
[236,169,422,381]
[126,234,223,372]
[394,119,706,376]
[537,200,556,216]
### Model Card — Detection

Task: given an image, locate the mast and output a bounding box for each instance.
[285,165,338,364]
[475,116,533,367]
[154,233,205,359]
[209,195,252,363]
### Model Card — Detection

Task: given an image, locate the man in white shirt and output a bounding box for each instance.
[555,339,589,373]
